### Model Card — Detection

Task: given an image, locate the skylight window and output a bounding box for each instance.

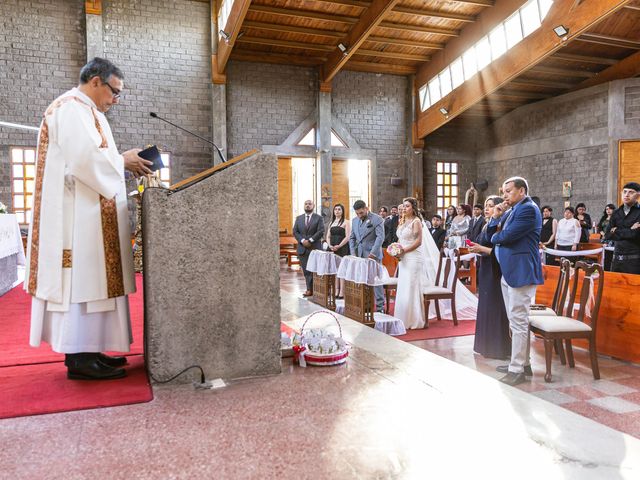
[331,131,347,147]
[298,128,315,146]
[418,0,554,112]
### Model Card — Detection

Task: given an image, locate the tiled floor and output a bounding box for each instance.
[281,261,640,439]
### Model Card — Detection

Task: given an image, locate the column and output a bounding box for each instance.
[211,0,227,164]
[85,1,104,60]
[406,75,424,206]
[317,81,332,221]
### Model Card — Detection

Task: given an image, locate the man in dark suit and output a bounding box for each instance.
[605,182,640,274]
[490,177,543,386]
[293,199,325,297]
[469,204,485,242]
[429,215,446,251]
[382,205,399,248]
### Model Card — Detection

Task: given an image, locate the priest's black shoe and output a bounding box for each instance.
[496,364,533,376]
[67,358,127,380]
[499,372,527,386]
[97,352,128,367]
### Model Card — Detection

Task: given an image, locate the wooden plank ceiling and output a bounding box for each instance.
[217,0,640,136]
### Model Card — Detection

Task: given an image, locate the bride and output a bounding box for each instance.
[394,197,477,330]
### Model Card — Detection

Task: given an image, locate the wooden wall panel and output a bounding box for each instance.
[278,157,293,234]
[619,140,640,199]
[332,159,350,219]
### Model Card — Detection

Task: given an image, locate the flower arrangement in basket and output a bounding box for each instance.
[291,310,349,367]
[386,242,403,259]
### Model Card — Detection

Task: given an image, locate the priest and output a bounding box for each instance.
[25,58,153,380]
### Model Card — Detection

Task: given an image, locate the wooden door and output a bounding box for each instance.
[332,159,349,219]
[278,157,293,234]
[619,140,640,199]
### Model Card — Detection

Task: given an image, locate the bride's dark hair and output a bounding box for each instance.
[399,197,423,225]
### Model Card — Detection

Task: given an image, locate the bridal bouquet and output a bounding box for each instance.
[0,202,7,214]
[386,242,403,258]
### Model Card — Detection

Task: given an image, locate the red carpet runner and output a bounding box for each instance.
[0,275,152,419]
[387,300,476,341]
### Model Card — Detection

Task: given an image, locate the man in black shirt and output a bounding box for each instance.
[382,205,399,248]
[429,215,446,251]
[605,182,640,275]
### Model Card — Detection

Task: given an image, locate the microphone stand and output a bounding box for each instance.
[150,112,226,163]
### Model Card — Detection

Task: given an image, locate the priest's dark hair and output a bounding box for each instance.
[80,57,124,84]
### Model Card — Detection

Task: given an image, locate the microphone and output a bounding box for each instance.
[149,112,226,163]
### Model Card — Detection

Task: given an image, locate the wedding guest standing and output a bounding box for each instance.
[382,205,399,248]
[444,205,456,231]
[325,204,350,299]
[468,204,485,242]
[605,182,640,274]
[429,215,446,251]
[555,207,581,254]
[598,203,616,270]
[491,177,543,386]
[575,203,592,243]
[540,206,558,264]
[447,204,471,249]
[293,199,324,297]
[468,196,511,360]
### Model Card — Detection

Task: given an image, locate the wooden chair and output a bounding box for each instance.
[457,255,477,293]
[381,251,399,314]
[422,249,461,329]
[529,261,604,383]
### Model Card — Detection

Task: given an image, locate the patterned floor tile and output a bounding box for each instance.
[532,389,579,405]
[587,396,640,414]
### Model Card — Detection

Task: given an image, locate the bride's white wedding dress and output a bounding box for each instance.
[394,218,478,330]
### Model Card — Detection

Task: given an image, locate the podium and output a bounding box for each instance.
[307,250,341,311]
[337,256,389,327]
[142,150,281,384]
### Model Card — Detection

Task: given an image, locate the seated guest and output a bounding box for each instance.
[540,206,558,264]
[468,196,511,360]
[605,182,640,274]
[468,203,485,242]
[383,205,399,248]
[447,204,471,249]
[575,203,592,243]
[429,215,446,250]
[555,207,581,256]
[325,204,351,298]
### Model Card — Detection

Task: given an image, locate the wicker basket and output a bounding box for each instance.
[299,311,349,366]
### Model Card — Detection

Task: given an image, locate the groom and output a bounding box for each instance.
[491,176,543,386]
[349,200,385,312]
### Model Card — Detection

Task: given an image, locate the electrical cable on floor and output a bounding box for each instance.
[150,365,205,384]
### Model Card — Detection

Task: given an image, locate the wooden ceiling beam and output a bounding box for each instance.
[391,6,476,22]
[576,33,640,49]
[355,49,430,61]
[232,51,326,66]
[417,0,631,138]
[529,65,597,77]
[366,36,444,49]
[448,0,495,6]
[322,0,402,83]
[242,21,344,38]
[510,78,576,89]
[248,5,358,24]
[490,90,552,99]
[344,60,417,75]
[216,0,252,74]
[237,36,336,52]
[378,21,459,37]
[573,49,640,90]
[552,52,618,65]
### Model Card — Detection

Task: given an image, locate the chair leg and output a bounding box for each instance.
[556,340,567,365]
[565,339,575,368]
[434,300,442,321]
[423,299,430,329]
[451,297,458,326]
[589,336,600,380]
[385,290,390,314]
[544,339,554,383]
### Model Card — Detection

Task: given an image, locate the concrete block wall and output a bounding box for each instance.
[0,0,86,210]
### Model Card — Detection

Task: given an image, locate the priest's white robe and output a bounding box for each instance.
[26,88,135,353]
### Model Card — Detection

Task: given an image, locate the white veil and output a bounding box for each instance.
[420,227,478,320]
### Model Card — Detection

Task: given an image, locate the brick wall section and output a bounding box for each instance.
[423,124,478,217]
[102,0,212,183]
[332,71,410,211]
[0,0,86,210]
[624,85,640,124]
[226,61,318,158]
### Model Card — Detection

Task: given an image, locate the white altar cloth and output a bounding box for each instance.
[336,255,391,286]
[307,250,341,276]
[0,214,25,264]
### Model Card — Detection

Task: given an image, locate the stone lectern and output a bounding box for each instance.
[142,150,281,384]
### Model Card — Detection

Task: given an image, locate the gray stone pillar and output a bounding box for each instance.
[317,84,332,221]
[210,0,227,164]
[406,75,423,204]
[85,14,104,60]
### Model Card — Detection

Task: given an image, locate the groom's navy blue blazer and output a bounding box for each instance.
[490,196,543,288]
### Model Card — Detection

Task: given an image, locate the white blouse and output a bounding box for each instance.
[556,218,581,246]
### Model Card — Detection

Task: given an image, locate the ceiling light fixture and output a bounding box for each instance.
[553,25,569,38]
[439,107,449,116]
[337,43,348,56]
[219,30,231,42]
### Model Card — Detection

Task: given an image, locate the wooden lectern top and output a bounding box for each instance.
[169,149,260,192]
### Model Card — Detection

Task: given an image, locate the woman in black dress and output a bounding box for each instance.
[468,196,511,360]
[575,203,592,243]
[540,205,558,265]
[325,204,351,298]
